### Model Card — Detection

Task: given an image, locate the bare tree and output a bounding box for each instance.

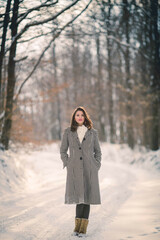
[149,0,160,150]
[0,0,92,149]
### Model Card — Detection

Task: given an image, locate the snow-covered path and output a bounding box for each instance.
[0,143,160,240]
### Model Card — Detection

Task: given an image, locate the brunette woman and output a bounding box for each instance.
[60,106,102,237]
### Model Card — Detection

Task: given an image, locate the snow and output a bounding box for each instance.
[0,141,160,240]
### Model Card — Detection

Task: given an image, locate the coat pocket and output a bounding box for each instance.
[92,156,100,170]
[67,156,72,166]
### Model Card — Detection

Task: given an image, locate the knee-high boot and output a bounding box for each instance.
[72,217,82,236]
[78,218,89,237]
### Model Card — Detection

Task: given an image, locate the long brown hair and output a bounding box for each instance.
[70,106,93,131]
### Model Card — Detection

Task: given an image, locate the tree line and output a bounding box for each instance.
[0,0,159,150]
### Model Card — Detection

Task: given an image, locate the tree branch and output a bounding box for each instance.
[17,0,58,25]
[11,0,81,45]
[14,0,93,102]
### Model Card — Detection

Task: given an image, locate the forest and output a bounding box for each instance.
[0,0,159,150]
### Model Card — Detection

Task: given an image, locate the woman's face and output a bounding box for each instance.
[75,110,85,126]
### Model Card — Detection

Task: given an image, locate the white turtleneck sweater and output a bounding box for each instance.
[77,124,88,143]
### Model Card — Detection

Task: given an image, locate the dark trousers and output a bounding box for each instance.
[76,203,90,219]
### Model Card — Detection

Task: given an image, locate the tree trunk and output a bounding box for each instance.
[53,43,62,140]
[149,0,160,150]
[0,0,12,134]
[123,0,134,149]
[106,2,115,143]
[96,34,106,141]
[1,0,19,149]
[0,0,12,96]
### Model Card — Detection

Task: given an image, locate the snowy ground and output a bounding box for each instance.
[0,141,160,240]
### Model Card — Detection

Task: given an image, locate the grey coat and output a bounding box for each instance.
[60,126,102,205]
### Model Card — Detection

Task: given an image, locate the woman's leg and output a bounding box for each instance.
[74,204,90,236]
[76,203,90,219]
[82,204,90,219]
[78,204,90,236]
[76,203,84,218]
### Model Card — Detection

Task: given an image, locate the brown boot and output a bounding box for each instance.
[78,218,89,237]
[72,218,82,236]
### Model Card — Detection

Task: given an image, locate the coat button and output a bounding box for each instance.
[83,137,86,140]
[80,157,82,160]
[79,147,81,150]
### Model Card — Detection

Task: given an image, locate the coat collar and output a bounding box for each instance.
[70,127,92,146]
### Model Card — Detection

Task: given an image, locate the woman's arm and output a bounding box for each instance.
[60,128,69,169]
[94,130,102,170]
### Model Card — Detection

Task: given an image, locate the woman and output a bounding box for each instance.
[60,106,102,237]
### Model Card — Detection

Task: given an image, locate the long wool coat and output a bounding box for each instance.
[60,126,102,205]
